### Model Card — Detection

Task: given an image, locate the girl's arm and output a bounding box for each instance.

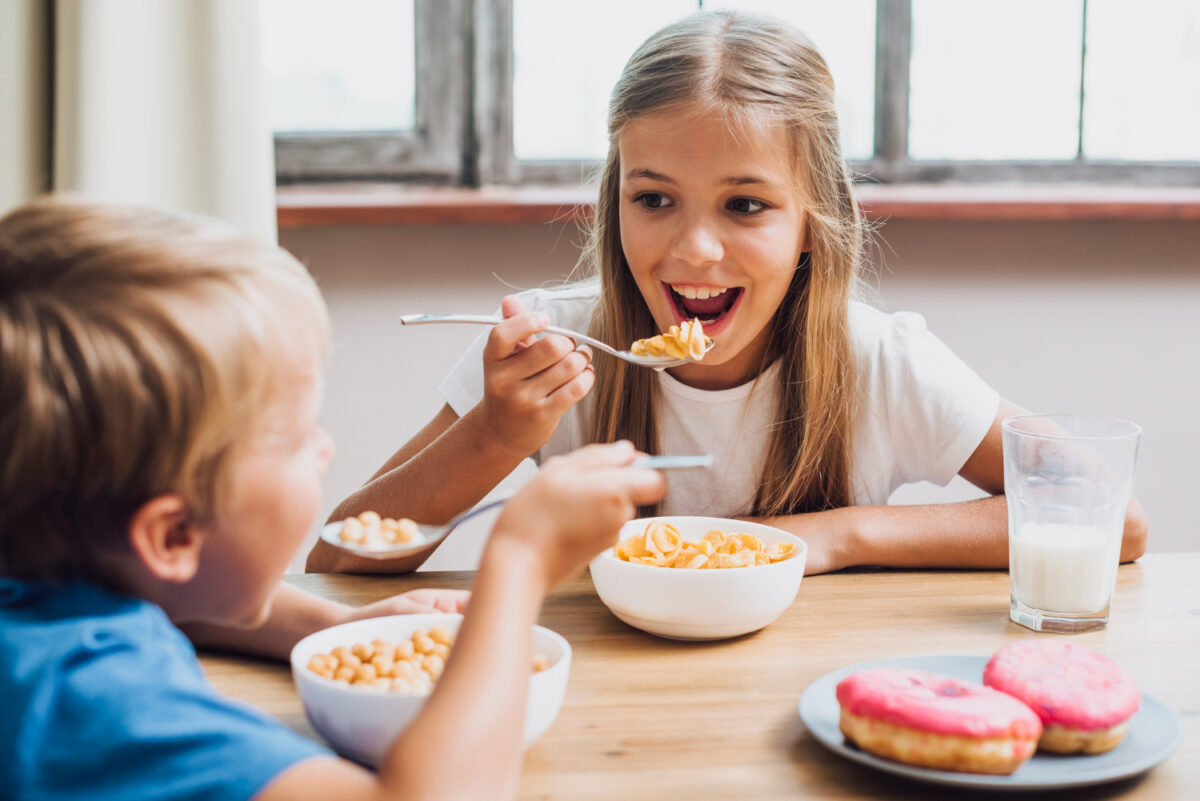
[304,403,518,573]
[758,400,1149,574]
[306,297,594,574]
[180,583,469,659]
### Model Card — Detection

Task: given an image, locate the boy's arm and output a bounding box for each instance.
[180,584,468,660]
[755,402,1149,574]
[258,443,666,801]
[256,536,544,801]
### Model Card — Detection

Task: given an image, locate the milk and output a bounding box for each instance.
[1009,523,1119,613]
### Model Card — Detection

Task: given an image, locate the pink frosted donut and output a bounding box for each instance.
[836,668,1042,774]
[984,640,1139,755]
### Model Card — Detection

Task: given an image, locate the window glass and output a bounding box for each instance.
[513,1,874,162]
[909,0,1083,160]
[512,0,694,161]
[708,1,876,161]
[261,0,415,133]
[1084,0,1200,161]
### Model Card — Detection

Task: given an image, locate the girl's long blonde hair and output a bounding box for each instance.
[584,11,867,516]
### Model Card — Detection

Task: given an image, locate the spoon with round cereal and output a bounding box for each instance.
[320,496,512,561]
[320,454,715,560]
[399,313,714,370]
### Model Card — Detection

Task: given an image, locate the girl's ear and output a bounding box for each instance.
[127,495,204,583]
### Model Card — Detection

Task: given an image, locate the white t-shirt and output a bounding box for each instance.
[439,283,999,516]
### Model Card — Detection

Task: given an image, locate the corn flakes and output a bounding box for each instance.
[630,319,710,360]
[613,520,796,569]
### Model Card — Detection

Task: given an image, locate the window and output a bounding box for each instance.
[261,0,1200,186]
[263,0,465,183]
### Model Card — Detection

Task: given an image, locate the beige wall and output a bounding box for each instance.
[282,217,1200,570]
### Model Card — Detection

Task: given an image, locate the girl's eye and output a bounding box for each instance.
[727,197,768,215]
[634,192,673,210]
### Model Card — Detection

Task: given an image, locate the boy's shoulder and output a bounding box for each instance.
[0,578,198,737]
[0,578,327,800]
[0,578,181,667]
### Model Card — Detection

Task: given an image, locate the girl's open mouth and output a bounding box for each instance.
[666,283,743,331]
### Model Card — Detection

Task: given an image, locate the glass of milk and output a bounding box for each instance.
[1002,414,1141,633]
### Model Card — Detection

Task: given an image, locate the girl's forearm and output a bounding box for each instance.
[759,497,1009,574]
[180,583,347,660]
[330,407,525,526]
[376,535,546,800]
[844,495,1010,570]
[308,406,529,574]
[773,493,1148,574]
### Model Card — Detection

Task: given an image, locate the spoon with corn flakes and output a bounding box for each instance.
[399,314,713,370]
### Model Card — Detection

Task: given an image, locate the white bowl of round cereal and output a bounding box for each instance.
[589,516,807,641]
[290,613,570,766]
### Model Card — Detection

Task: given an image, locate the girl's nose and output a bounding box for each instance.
[670,215,723,267]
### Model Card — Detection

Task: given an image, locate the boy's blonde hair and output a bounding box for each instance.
[584,11,866,516]
[0,196,329,582]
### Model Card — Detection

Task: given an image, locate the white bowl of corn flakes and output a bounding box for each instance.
[589,516,807,640]
[290,613,570,766]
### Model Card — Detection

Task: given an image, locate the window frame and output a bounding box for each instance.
[272,0,1200,187]
[861,0,1200,187]
[273,0,468,183]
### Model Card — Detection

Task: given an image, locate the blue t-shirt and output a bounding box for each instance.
[0,578,329,801]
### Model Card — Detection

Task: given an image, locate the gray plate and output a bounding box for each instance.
[798,653,1181,791]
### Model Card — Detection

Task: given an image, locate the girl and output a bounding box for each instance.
[310,10,1146,575]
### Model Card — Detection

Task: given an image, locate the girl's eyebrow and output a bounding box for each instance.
[625,167,771,188]
[721,175,769,186]
[625,167,674,183]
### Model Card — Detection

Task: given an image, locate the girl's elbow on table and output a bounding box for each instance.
[1120,498,1148,563]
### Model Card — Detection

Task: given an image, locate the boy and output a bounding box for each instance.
[0,196,664,800]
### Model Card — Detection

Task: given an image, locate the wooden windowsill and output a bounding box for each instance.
[276,182,1200,228]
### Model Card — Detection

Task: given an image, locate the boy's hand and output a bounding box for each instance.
[489,442,666,591]
[478,295,594,457]
[345,589,470,623]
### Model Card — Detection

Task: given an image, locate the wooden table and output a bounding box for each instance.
[201,554,1198,800]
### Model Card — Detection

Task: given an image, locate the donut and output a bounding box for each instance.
[835,667,1042,774]
[984,640,1139,754]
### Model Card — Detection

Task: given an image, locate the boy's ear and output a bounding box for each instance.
[127,495,204,583]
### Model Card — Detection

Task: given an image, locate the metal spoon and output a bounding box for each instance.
[321,495,512,561]
[399,313,713,370]
[320,454,714,560]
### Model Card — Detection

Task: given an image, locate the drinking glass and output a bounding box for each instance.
[1002,414,1141,633]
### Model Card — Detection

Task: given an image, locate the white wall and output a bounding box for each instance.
[281,217,1200,571]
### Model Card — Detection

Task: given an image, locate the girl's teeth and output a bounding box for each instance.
[672,285,728,300]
